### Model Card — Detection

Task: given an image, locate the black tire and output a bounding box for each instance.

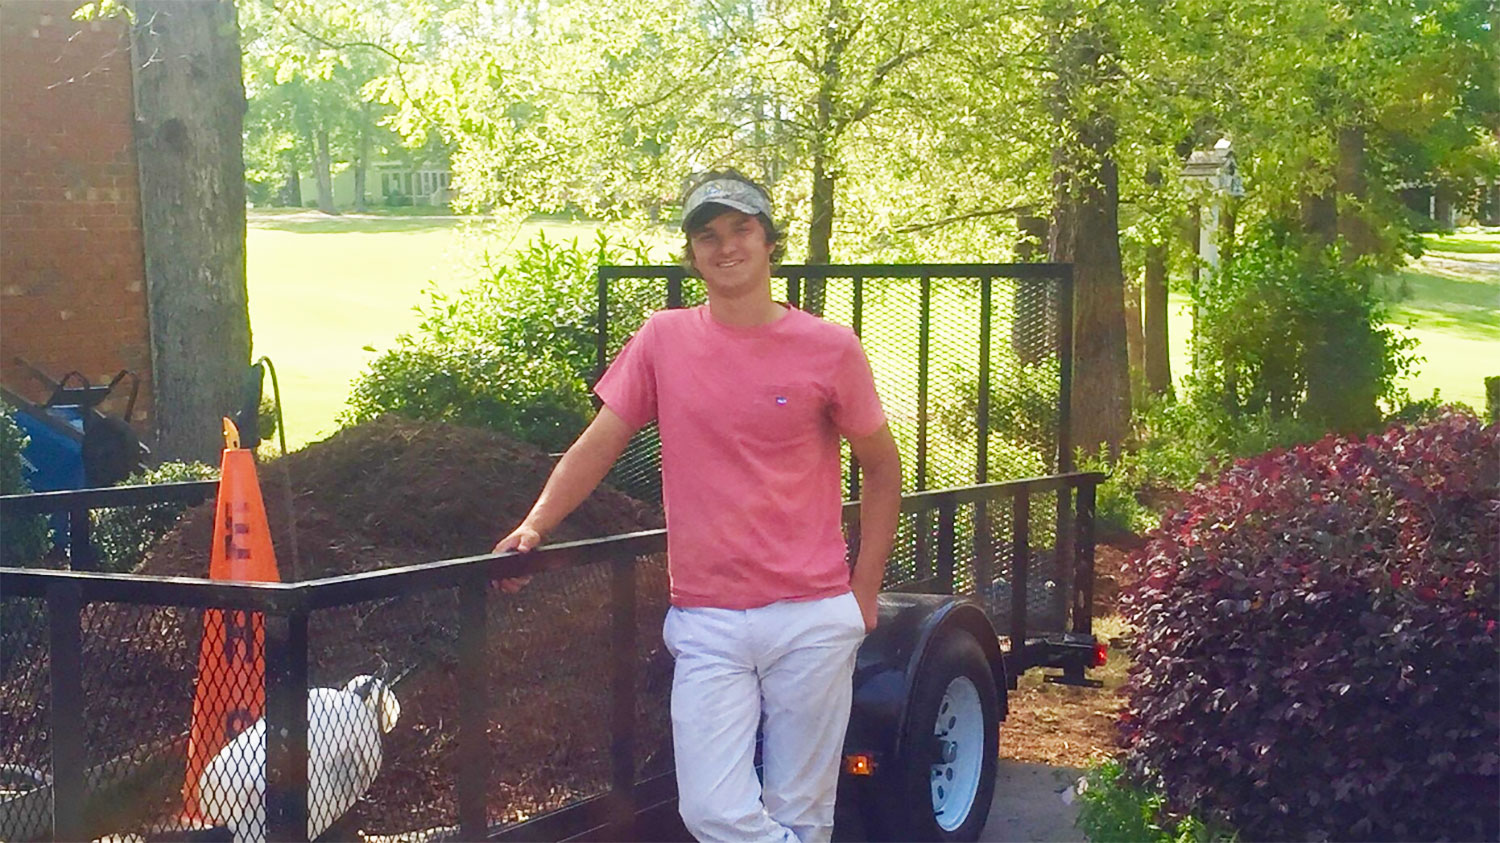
[869,631,999,842]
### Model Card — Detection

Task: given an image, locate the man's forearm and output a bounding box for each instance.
[521,446,615,535]
[851,455,901,599]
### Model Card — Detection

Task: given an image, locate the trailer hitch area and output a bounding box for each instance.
[1044,670,1104,688]
[1040,635,1107,687]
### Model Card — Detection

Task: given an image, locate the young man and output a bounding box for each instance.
[493,170,902,843]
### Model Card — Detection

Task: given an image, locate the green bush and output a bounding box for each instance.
[91,461,219,574]
[346,345,593,453]
[1075,447,1157,536]
[1083,396,1325,535]
[1383,389,1477,427]
[1192,226,1417,434]
[1076,760,1238,843]
[1,407,53,676]
[343,231,659,452]
[0,406,50,566]
[1125,394,1322,496]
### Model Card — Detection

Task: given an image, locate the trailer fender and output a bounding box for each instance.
[844,592,1008,764]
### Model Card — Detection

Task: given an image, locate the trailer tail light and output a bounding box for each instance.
[1093,642,1109,668]
[844,753,876,776]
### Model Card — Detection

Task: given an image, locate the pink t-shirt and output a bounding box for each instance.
[595,304,886,609]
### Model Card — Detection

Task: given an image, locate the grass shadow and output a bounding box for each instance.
[1379,270,1500,341]
[248,210,476,235]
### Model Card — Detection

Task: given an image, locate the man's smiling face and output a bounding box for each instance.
[688,209,776,299]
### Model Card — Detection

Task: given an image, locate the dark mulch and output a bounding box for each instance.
[0,418,670,837]
[1091,529,1145,617]
[141,416,661,581]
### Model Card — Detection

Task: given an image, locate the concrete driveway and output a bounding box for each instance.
[980,760,1086,842]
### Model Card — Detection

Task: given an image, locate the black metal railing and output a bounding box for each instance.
[0,471,1100,842]
[1,480,218,570]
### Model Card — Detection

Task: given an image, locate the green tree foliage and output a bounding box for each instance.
[1149,0,1499,266]
[383,0,1013,266]
[0,407,50,678]
[387,0,724,218]
[243,0,1497,467]
[0,407,50,567]
[1193,224,1418,432]
[343,233,658,451]
[241,0,419,210]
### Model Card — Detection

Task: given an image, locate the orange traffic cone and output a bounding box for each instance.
[181,418,282,819]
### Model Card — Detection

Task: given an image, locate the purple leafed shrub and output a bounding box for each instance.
[1120,411,1499,841]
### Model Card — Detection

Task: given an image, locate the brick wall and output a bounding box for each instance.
[0,0,154,434]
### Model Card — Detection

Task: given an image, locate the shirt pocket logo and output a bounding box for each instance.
[746,384,822,443]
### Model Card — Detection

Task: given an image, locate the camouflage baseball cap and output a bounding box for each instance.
[681,175,774,231]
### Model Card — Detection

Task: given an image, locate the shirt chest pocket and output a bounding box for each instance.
[737,383,826,445]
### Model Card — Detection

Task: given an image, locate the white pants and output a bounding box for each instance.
[663,592,866,843]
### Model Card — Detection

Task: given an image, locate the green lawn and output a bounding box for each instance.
[1378,230,1499,410]
[247,211,666,449]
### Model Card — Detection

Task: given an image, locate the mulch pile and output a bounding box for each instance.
[142,416,662,579]
[1,418,671,839]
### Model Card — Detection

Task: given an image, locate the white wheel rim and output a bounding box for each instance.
[930,675,984,832]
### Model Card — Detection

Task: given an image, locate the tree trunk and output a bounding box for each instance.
[1300,153,1337,250]
[1336,126,1375,263]
[806,149,834,313]
[353,106,370,213]
[1067,153,1131,458]
[808,154,835,265]
[1124,271,1145,395]
[1434,190,1454,228]
[1047,9,1129,459]
[129,0,251,463]
[1143,240,1172,399]
[314,125,337,214]
[804,0,845,314]
[278,158,302,207]
[1047,163,1076,264]
[1301,129,1382,431]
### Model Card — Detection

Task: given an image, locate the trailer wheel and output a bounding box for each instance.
[873,631,998,842]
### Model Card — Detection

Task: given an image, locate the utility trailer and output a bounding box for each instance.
[0,470,1102,842]
[1,262,1106,840]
